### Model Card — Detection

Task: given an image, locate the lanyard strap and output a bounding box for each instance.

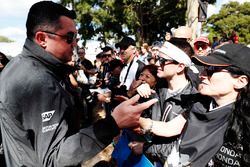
[123,58,134,84]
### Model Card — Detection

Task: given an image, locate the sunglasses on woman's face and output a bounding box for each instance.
[202,66,229,76]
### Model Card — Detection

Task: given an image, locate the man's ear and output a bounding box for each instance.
[34,31,47,48]
[176,63,186,73]
[234,75,248,89]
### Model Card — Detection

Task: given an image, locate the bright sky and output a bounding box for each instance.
[0,0,248,56]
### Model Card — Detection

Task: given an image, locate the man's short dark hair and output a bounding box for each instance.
[101,46,112,52]
[101,46,114,53]
[26,1,76,39]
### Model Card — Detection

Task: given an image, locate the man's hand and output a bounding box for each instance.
[112,94,158,129]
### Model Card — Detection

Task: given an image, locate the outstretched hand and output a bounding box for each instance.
[112,94,158,129]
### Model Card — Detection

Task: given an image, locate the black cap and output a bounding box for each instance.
[101,45,113,52]
[115,36,136,50]
[192,44,250,73]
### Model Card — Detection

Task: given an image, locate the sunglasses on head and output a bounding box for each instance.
[42,31,77,44]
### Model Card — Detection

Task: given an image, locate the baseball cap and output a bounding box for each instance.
[192,44,250,73]
[194,36,209,45]
[115,36,136,50]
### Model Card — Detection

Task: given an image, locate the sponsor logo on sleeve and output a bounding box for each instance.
[41,110,55,122]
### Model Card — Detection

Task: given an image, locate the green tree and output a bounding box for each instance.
[60,0,217,46]
[0,35,13,43]
[60,0,188,46]
[205,1,250,44]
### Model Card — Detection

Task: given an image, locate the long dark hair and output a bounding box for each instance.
[224,66,250,165]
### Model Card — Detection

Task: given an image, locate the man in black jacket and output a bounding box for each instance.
[0,1,157,166]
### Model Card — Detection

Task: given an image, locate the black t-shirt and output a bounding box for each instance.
[210,142,242,167]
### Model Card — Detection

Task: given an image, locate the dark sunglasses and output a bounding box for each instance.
[202,66,228,76]
[42,31,77,44]
[156,55,178,70]
[102,54,112,58]
[156,55,177,65]
[195,44,208,50]
[78,52,85,55]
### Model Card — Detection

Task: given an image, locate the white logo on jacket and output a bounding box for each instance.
[42,123,59,133]
[41,110,55,122]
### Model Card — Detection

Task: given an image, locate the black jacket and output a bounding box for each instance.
[179,96,234,167]
[0,39,119,167]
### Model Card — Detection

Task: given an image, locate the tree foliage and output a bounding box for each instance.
[60,0,188,46]
[0,36,13,43]
[204,1,250,44]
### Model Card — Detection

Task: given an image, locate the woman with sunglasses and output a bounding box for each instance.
[139,43,250,166]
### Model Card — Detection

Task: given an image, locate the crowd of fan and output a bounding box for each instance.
[0,14,247,166]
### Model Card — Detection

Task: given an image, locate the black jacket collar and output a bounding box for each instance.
[22,38,75,78]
